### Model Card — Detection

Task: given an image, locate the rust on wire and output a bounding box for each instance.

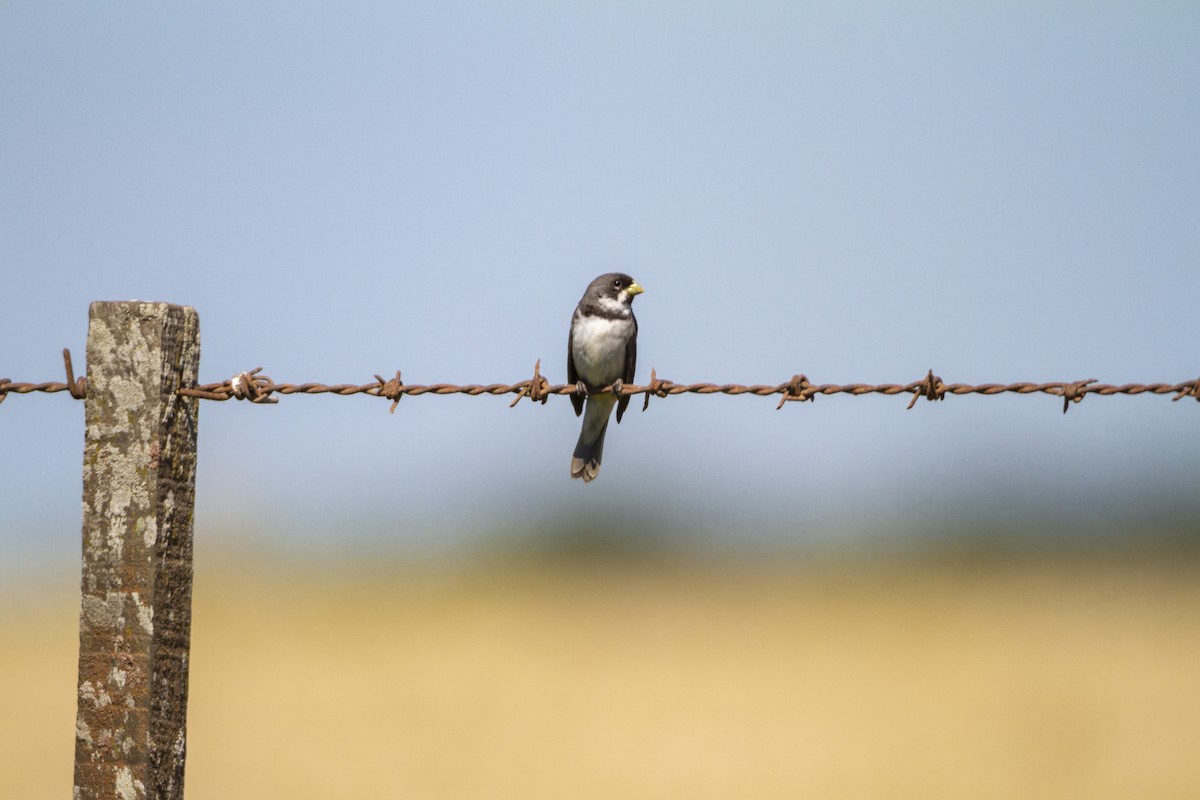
[509,360,550,408]
[5,351,1200,414]
[166,366,1200,414]
[906,370,946,410]
[1,348,88,403]
[641,368,675,412]
[776,374,815,410]
[62,348,87,399]
[1172,377,1200,402]
[230,367,278,404]
[1056,378,1097,414]
[375,371,404,414]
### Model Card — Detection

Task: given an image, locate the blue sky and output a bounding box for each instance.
[2,3,1198,566]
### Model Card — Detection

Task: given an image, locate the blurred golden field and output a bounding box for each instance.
[5,551,1200,798]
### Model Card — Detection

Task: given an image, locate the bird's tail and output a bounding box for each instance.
[570,421,608,482]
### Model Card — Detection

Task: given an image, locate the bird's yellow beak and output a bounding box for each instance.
[627,281,645,296]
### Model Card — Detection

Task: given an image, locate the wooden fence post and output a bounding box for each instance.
[73,302,200,800]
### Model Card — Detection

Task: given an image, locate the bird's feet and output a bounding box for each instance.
[574,380,589,399]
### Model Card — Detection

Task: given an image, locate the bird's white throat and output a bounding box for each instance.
[596,295,629,315]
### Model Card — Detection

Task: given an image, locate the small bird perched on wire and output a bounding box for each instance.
[567,272,644,482]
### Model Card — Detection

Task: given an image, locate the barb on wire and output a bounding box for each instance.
[776,374,815,410]
[641,368,675,412]
[906,370,946,410]
[375,371,404,414]
[1172,377,1200,403]
[509,360,550,408]
[230,368,277,404]
[1057,378,1096,414]
[1,349,87,404]
[62,348,86,399]
[6,350,1200,415]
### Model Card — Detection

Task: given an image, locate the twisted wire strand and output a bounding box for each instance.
[4,351,1197,414]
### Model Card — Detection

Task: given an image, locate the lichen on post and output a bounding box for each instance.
[73,302,200,800]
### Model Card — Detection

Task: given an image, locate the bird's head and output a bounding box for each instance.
[588,272,644,309]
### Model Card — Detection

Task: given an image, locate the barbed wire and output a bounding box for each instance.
[0,349,88,404]
[4,349,1198,414]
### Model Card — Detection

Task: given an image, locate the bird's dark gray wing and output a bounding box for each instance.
[567,314,583,417]
[616,317,637,423]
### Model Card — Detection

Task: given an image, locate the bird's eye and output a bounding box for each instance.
[613,279,622,288]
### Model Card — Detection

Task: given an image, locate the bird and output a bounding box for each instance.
[567,272,644,482]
